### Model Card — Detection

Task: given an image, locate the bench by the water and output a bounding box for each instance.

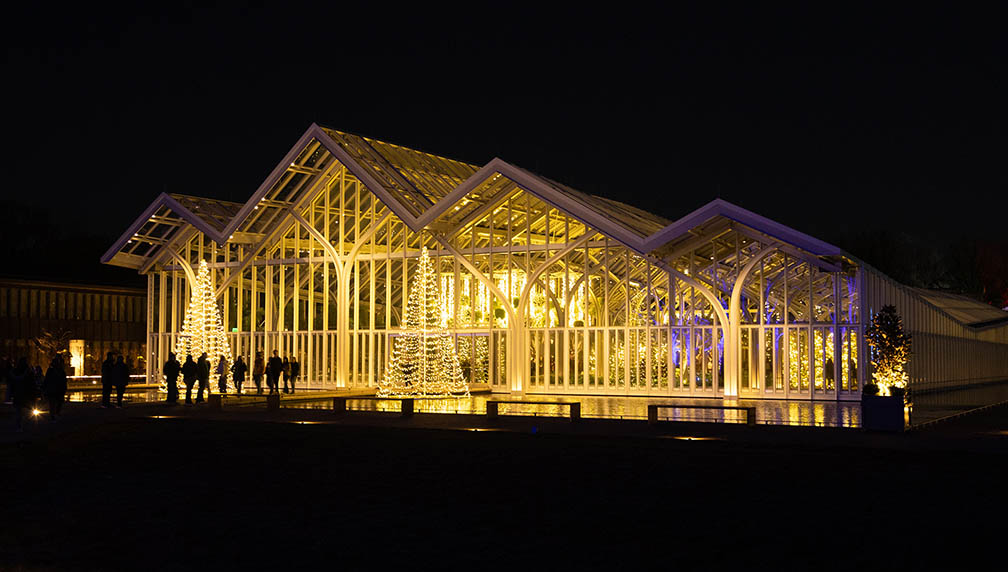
[647,404,756,426]
[486,400,581,421]
[332,396,415,417]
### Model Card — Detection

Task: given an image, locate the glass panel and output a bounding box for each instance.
[682,328,691,389]
[654,329,667,389]
[609,330,623,388]
[841,327,850,391]
[788,329,800,390]
[703,328,713,390]
[741,329,750,390]
[825,328,836,391]
[814,328,825,390]
[800,329,809,391]
[849,330,859,391]
[672,328,682,389]
[694,329,703,388]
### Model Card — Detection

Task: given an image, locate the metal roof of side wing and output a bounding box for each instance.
[639,198,846,257]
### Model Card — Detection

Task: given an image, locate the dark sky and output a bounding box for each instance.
[5,4,1006,247]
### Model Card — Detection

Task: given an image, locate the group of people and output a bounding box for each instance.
[3,355,69,432]
[161,350,300,404]
[250,350,300,396]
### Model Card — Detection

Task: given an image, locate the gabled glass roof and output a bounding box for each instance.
[104,124,847,288]
[169,194,244,233]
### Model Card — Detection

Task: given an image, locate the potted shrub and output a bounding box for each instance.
[862,305,912,431]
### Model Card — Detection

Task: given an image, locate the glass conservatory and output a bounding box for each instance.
[103,124,1008,400]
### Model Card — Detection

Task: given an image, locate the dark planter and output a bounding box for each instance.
[861,394,905,432]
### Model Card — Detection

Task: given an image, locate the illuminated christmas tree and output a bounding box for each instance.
[865,304,912,398]
[379,247,469,397]
[173,259,233,392]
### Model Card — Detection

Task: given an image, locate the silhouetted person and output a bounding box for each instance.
[282,357,290,393]
[43,355,68,421]
[33,365,43,394]
[196,353,210,403]
[252,351,265,395]
[289,357,300,394]
[181,354,197,405]
[216,355,228,394]
[1,356,13,404]
[231,355,247,395]
[163,353,181,404]
[267,350,283,395]
[113,355,129,407]
[100,352,115,408]
[11,358,37,432]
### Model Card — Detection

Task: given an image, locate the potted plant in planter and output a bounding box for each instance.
[862,305,912,431]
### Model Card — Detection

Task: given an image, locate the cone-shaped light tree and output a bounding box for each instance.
[378,247,469,397]
[173,260,232,392]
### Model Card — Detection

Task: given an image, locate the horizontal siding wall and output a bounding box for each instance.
[862,267,1008,392]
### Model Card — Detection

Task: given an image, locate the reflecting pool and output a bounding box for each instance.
[285,394,863,428]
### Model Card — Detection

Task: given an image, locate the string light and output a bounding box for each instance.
[173,260,234,393]
[379,247,469,397]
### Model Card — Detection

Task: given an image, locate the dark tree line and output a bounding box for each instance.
[830,228,1008,310]
[0,199,143,287]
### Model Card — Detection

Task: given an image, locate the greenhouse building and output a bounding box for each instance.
[102,124,1008,402]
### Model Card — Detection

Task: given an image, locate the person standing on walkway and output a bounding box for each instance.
[282,356,290,394]
[289,357,300,394]
[113,355,129,407]
[216,354,229,394]
[196,353,210,403]
[43,355,68,421]
[267,350,283,395]
[163,353,181,404]
[100,352,115,408]
[11,358,37,432]
[231,355,247,396]
[2,356,13,404]
[252,351,264,395]
[181,355,197,405]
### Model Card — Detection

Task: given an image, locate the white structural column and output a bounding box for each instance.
[434,237,518,390]
[146,274,155,385]
[725,246,780,398]
[291,208,390,388]
[514,232,596,393]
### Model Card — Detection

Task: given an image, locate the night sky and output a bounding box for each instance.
[5,5,1006,250]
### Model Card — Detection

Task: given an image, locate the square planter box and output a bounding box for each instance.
[862,394,905,432]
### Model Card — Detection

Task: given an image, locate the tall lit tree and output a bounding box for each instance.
[865,304,912,397]
[174,259,232,392]
[379,247,469,397]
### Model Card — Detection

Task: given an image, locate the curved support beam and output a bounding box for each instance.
[652,260,730,350]
[289,210,344,283]
[166,247,198,286]
[726,245,781,397]
[346,210,392,263]
[517,232,595,313]
[434,236,524,393]
[433,238,516,326]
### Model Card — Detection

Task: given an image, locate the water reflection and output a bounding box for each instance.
[285,394,863,427]
[67,390,162,403]
[910,382,1008,424]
